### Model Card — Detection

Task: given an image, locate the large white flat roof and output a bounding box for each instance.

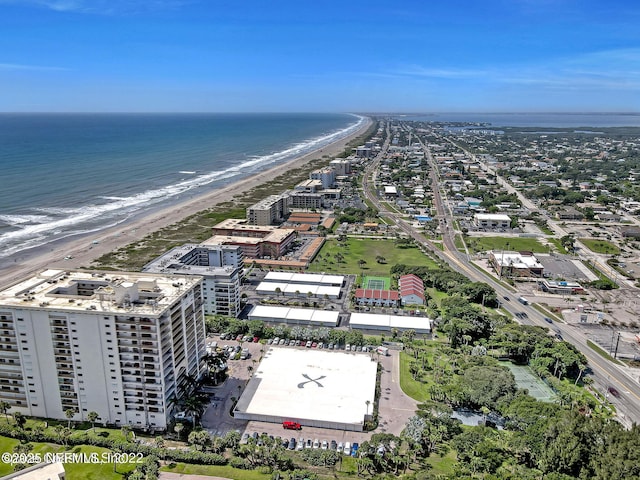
[474,213,511,221]
[256,282,340,297]
[248,305,339,325]
[350,312,431,333]
[263,272,344,285]
[236,348,377,428]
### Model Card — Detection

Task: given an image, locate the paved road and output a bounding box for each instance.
[361,123,640,426]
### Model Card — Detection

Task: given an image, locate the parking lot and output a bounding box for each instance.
[200,337,418,445]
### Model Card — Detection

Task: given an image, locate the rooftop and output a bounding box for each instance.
[235,347,376,429]
[0,269,200,316]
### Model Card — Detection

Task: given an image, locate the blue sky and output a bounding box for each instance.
[1,0,639,112]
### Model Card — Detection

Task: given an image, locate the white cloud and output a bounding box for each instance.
[0,62,67,71]
[0,0,190,14]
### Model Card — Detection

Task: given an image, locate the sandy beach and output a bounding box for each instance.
[0,117,372,289]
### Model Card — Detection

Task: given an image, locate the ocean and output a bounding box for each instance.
[0,113,364,260]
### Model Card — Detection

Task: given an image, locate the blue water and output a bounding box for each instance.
[397,112,640,128]
[0,113,365,259]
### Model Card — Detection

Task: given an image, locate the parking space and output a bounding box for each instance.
[200,341,418,445]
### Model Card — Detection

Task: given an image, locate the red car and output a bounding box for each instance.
[253,337,259,343]
[282,421,302,430]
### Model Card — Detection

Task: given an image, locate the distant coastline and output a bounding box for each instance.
[393,112,640,128]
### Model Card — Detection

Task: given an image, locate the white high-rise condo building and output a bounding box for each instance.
[0,269,206,431]
[143,244,243,317]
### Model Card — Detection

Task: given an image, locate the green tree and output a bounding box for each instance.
[87,411,99,432]
[188,429,212,451]
[0,401,10,424]
[460,365,517,410]
[65,408,75,428]
[13,412,26,430]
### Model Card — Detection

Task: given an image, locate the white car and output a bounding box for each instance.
[312,438,320,449]
[337,442,343,453]
[321,440,328,450]
[343,441,351,456]
[297,438,304,450]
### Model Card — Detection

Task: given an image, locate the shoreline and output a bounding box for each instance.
[0,117,373,289]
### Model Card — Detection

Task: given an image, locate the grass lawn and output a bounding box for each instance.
[161,462,271,480]
[465,236,548,253]
[308,238,437,277]
[579,238,620,255]
[547,238,568,254]
[423,448,457,476]
[399,351,431,402]
[0,439,138,479]
[426,288,448,307]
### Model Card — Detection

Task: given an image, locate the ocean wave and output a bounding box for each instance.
[0,214,53,226]
[0,115,367,258]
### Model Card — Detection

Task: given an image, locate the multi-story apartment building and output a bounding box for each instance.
[143,244,243,317]
[0,269,206,431]
[208,219,296,259]
[246,192,290,225]
[309,167,336,189]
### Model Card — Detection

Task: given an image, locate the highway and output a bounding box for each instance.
[362,122,640,425]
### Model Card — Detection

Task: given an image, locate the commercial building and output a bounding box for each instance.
[488,251,545,278]
[246,192,290,225]
[537,280,585,295]
[263,272,344,286]
[143,244,243,317]
[0,269,206,431]
[256,282,341,299]
[398,274,425,306]
[383,186,398,196]
[247,305,339,327]
[473,213,511,229]
[234,348,376,431]
[349,312,431,334]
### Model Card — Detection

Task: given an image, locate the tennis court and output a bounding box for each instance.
[500,362,557,403]
[364,275,391,290]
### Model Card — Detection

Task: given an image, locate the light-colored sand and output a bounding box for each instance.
[0,118,372,289]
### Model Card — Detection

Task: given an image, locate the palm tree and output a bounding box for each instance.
[65,408,75,429]
[182,394,208,429]
[174,422,184,440]
[0,401,10,424]
[575,363,587,385]
[202,352,225,385]
[87,411,99,432]
[121,424,132,442]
